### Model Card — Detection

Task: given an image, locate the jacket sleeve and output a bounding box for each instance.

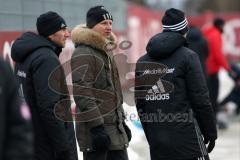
[31,55,71,156]
[185,53,217,140]
[4,62,33,160]
[71,48,104,128]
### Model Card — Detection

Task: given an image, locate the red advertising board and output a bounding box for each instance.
[0,32,22,67]
[1,5,240,66]
[127,5,164,63]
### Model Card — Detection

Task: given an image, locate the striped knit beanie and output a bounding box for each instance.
[86,6,113,28]
[162,8,188,35]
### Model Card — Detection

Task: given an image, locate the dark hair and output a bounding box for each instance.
[213,17,225,28]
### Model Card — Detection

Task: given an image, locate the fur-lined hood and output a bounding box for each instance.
[71,24,117,52]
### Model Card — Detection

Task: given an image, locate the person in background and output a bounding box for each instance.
[71,5,131,160]
[203,18,231,115]
[187,26,209,78]
[11,11,78,160]
[135,8,217,160]
[0,57,33,160]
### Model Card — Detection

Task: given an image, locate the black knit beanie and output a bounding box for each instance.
[36,11,67,37]
[86,6,113,28]
[162,8,188,35]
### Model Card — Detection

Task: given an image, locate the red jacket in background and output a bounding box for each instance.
[203,26,230,75]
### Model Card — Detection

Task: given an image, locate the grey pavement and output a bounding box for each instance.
[210,121,240,160]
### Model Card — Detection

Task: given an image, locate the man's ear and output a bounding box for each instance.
[48,34,53,40]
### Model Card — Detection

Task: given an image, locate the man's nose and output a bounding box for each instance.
[106,24,112,30]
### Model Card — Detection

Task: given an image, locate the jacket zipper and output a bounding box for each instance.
[107,56,116,91]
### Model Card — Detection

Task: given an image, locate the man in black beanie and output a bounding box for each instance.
[11,11,78,160]
[135,8,217,160]
[71,5,131,160]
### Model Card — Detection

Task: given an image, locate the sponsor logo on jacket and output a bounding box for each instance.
[145,79,170,101]
[143,68,175,75]
[17,70,26,78]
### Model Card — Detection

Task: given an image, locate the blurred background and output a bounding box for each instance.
[0,0,239,160]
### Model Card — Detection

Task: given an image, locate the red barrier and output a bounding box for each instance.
[0,32,22,67]
[1,6,240,64]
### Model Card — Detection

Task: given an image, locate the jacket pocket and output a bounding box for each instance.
[104,124,126,148]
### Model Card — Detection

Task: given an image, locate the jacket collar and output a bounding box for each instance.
[47,38,63,57]
[71,24,117,52]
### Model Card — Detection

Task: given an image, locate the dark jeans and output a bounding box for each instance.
[207,74,219,115]
[83,149,128,160]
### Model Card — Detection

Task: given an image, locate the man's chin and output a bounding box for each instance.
[104,34,111,38]
[61,41,66,47]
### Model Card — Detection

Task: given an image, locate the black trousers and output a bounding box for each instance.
[83,149,128,160]
[207,74,219,115]
[186,155,210,160]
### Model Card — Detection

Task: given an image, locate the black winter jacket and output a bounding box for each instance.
[11,32,78,160]
[135,32,217,160]
[0,58,33,160]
